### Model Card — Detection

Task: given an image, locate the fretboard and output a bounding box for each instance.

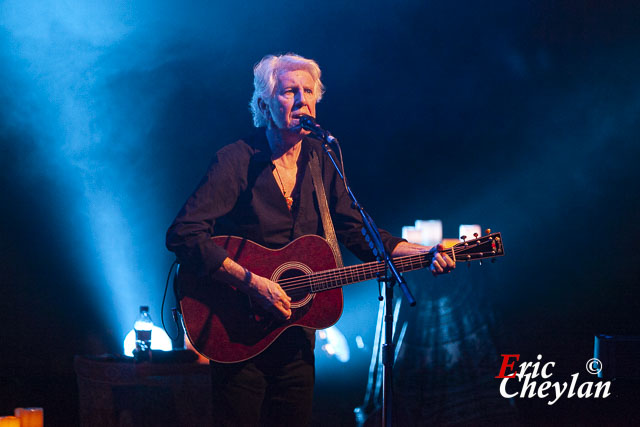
[305,252,433,293]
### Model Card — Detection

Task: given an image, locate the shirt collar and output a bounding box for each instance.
[247,129,272,162]
[248,129,314,164]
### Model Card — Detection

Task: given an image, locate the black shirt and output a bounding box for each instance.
[166,130,404,277]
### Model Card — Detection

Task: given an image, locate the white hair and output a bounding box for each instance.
[249,53,325,128]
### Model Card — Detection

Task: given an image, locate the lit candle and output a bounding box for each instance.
[0,416,20,427]
[14,408,44,427]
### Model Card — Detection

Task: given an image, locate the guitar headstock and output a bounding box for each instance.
[451,231,504,262]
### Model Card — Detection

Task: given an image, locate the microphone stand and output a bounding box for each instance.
[305,123,416,427]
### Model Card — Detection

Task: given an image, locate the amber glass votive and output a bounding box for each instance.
[14,407,44,427]
[0,416,20,427]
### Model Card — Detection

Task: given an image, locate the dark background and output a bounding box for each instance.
[1,0,639,425]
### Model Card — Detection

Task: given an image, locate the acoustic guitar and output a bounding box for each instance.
[176,232,504,363]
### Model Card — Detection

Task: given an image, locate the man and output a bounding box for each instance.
[166,53,454,426]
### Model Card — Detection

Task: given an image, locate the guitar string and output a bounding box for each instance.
[279,260,411,292]
[281,257,423,292]
[277,244,496,292]
[285,243,498,292]
[277,250,438,288]
[278,246,464,291]
[277,241,497,291]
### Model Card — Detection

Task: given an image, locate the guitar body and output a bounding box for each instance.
[177,235,344,363]
[176,231,505,363]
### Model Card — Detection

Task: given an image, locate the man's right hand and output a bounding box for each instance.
[214,257,292,320]
[249,275,292,320]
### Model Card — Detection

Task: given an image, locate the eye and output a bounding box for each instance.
[304,88,313,94]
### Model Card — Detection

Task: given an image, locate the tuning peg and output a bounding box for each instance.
[485,228,491,235]
[473,232,479,239]
[460,235,467,242]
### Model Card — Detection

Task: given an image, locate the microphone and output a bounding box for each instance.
[298,115,338,144]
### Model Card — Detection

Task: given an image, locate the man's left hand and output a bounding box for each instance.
[428,244,456,276]
[392,241,456,276]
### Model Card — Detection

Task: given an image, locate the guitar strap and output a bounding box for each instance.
[308,149,344,268]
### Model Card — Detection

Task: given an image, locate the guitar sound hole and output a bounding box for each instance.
[278,268,312,306]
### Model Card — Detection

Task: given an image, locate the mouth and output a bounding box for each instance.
[290,114,305,128]
[290,113,314,132]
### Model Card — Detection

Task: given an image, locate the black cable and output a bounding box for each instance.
[333,139,349,193]
[161,259,179,341]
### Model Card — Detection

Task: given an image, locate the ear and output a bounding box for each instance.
[258,98,270,117]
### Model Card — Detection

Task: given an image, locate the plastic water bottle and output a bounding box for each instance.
[134,305,153,361]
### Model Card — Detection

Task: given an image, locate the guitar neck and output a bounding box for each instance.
[277,232,503,294]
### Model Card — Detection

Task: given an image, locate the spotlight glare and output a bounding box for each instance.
[459,224,482,240]
[317,326,350,363]
[402,219,443,246]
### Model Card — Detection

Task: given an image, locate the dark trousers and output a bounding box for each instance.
[210,327,315,427]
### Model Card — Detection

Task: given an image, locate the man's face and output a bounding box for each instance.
[266,69,317,132]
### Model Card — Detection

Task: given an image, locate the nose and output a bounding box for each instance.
[294,88,308,108]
